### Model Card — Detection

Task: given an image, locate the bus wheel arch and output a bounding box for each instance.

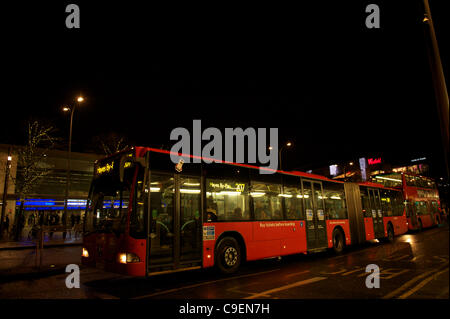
[386,222,394,243]
[331,226,345,254]
[435,214,440,225]
[214,231,246,274]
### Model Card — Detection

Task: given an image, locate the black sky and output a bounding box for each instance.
[2,0,448,177]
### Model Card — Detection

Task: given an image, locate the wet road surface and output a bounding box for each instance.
[0,224,448,299]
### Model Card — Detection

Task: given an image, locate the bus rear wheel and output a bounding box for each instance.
[332,228,345,254]
[216,237,241,274]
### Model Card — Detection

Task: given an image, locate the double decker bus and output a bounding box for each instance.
[372,173,441,231]
[82,147,408,276]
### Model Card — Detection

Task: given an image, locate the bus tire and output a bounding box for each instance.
[332,228,345,254]
[216,237,241,274]
[386,224,395,243]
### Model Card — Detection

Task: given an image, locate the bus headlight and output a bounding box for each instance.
[82,248,89,258]
[118,252,140,264]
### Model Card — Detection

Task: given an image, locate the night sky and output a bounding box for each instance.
[2,1,449,177]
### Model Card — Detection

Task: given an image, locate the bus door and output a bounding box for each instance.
[148,173,202,273]
[302,180,328,250]
[368,188,385,238]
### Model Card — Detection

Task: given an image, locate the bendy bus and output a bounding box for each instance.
[82,147,408,276]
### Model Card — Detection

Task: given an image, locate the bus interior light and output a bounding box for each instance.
[82,248,89,258]
[250,192,265,197]
[183,183,200,186]
[180,189,201,194]
[218,191,241,196]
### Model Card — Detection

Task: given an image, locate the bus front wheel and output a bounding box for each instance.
[216,237,241,274]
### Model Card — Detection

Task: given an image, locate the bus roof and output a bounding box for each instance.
[134,146,340,183]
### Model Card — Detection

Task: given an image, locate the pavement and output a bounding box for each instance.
[0,233,82,251]
[0,232,82,283]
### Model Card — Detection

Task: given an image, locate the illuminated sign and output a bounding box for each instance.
[368,158,382,165]
[411,157,426,162]
[96,162,114,174]
[359,158,367,181]
[209,182,245,192]
[329,164,337,176]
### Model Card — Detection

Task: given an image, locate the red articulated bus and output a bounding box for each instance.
[82,147,409,276]
[372,173,441,231]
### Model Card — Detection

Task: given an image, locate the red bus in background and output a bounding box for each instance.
[372,173,441,231]
[82,147,409,277]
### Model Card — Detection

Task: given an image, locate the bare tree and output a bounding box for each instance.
[94,132,129,155]
[12,121,56,240]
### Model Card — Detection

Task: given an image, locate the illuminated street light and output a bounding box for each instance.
[0,148,12,239]
[63,95,85,237]
[279,142,293,171]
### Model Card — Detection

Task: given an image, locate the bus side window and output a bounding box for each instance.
[360,187,371,217]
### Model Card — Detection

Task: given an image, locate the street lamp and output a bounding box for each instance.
[344,161,354,181]
[62,96,84,237]
[279,142,292,171]
[0,148,12,239]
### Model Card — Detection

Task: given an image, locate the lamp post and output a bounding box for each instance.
[422,0,449,179]
[278,142,292,171]
[0,148,12,239]
[63,96,84,237]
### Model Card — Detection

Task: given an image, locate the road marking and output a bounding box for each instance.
[382,271,434,299]
[391,255,410,261]
[410,255,424,262]
[398,267,449,299]
[341,267,366,276]
[320,268,347,275]
[382,263,449,299]
[285,270,310,278]
[132,269,280,299]
[244,277,327,299]
[380,269,410,279]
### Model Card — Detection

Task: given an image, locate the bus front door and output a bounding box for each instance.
[368,188,385,238]
[148,173,202,274]
[302,180,328,251]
